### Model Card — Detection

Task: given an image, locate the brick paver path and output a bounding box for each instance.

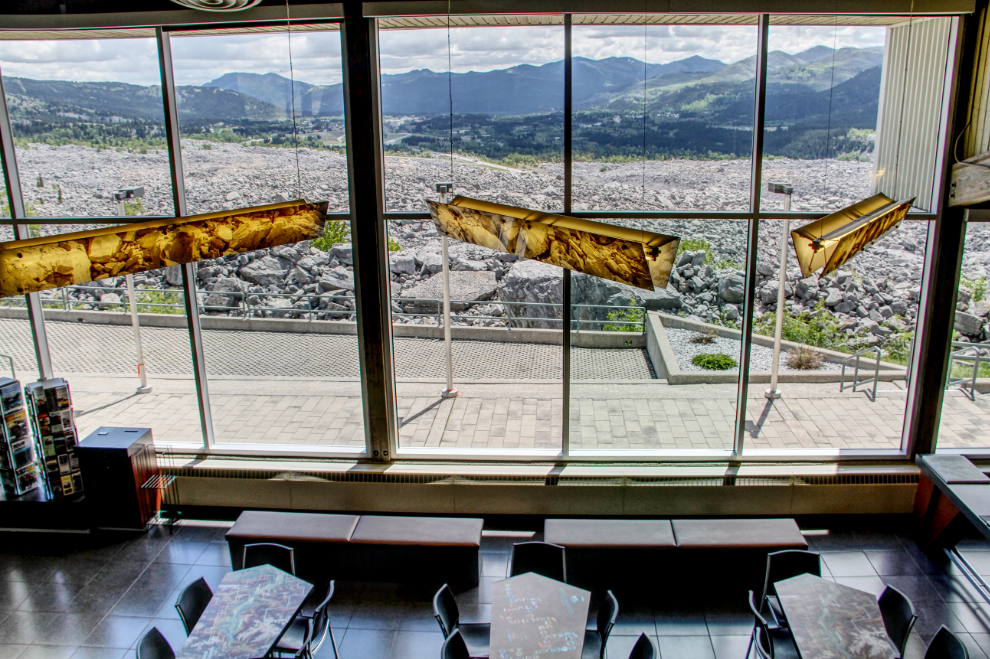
[2,318,988,451]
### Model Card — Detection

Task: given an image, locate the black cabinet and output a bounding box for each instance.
[76,427,157,531]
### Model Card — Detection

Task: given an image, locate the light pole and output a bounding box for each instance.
[436,182,458,399]
[765,182,793,400]
[114,186,152,394]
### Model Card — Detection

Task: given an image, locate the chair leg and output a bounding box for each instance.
[745,625,755,659]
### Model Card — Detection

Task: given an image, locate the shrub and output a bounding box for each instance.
[600,166,608,172]
[692,353,737,370]
[962,276,987,303]
[388,237,402,252]
[690,328,719,344]
[786,346,825,370]
[124,199,144,216]
[312,221,351,251]
[753,306,846,352]
[603,300,644,332]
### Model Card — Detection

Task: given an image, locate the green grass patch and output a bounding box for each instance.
[692,353,737,370]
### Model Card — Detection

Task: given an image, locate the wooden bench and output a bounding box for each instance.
[226,511,483,586]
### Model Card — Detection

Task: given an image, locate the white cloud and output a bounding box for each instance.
[0,38,162,85]
[379,26,564,74]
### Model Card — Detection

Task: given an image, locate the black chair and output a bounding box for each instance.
[879,585,917,659]
[243,542,296,575]
[760,550,821,626]
[137,627,174,659]
[176,577,213,635]
[442,629,471,659]
[582,590,619,659]
[627,633,657,659]
[509,542,566,582]
[925,626,969,659]
[274,587,334,659]
[433,584,491,658]
[302,581,338,658]
[748,590,799,659]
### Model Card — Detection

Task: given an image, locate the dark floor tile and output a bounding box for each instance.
[0,611,57,645]
[338,628,396,659]
[911,601,967,641]
[856,531,910,551]
[658,634,715,659]
[16,583,85,613]
[62,583,129,616]
[82,615,152,649]
[171,524,224,544]
[388,630,442,659]
[902,632,930,659]
[958,632,990,659]
[881,575,945,602]
[193,543,232,568]
[16,646,75,659]
[821,552,878,577]
[866,550,926,576]
[38,613,104,647]
[454,603,490,626]
[930,574,986,603]
[944,601,990,636]
[69,647,127,659]
[347,603,406,631]
[972,633,990,659]
[481,553,508,579]
[603,633,647,658]
[654,608,708,636]
[611,606,656,636]
[86,561,148,590]
[112,539,168,564]
[898,542,948,575]
[131,563,191,591]
[396,603,437,632]
[0,646,25,659]
[704,606,752,637]
[710,634,751,659]
[832,576,887,598]
[806,529,864,552]
[453,577,496,606]
[1,560,58,585]
[109,587,173,618]
[154,542,207,566]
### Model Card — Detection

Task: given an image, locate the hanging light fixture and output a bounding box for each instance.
[427,196,679,292]
[169,0,263,11]
[790,193,914,279]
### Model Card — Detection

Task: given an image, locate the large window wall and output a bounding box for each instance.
[0,10,977,462]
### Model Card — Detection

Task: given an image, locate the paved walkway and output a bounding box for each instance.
[2,318,988,452]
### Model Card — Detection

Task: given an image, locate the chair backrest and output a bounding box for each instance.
[243,542,296,575]
[433,583,459,638]
[509,542,566,582]
[763,550,822,600]
[442,629,471,659]
[175,577,213,635]
[310,581,335,644]
[749,590,773,659]
[595,590,620,658]
[879,585,918,658]
[137,627,175,659]
[925,626,969,659]
[627,633,658,659]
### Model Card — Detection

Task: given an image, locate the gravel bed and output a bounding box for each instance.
[664,327,841,372]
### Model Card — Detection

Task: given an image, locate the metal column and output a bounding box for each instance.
[905,13,974,457]
[341,4,398,461]
[0,68,54,380]
[156,27,215,448]
[733,14,770,456]
[561,14,573,458]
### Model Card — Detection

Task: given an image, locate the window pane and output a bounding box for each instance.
[170,28,361,450]
[744,218,926,452]
[571,22,757,212]
[569,218,747,453]
[389,220,562,453]
[936,221,990,451]
[0,35,175,229]
[379,24,564,213]
[169,27,348,215]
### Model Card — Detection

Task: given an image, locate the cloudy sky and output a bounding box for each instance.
[0,23,885,87]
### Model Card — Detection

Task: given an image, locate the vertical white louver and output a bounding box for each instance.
[873,17,958,212]
[963,8,990,160]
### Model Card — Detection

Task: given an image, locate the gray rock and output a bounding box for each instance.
[319,267,356,292]
[272,245,302,263]
[955,311,985,337]
[239,255,292,286]
[389,252,416,275]
[497,260,562,329]
[296,253,329,272]
[723,304,740,321]
[891,300,909,316]
[203,276,247,309]
[824,290,844,307]
[401,270,498,313]
[834,301,857,314]
[420,251,444,275]
[451,259,488,272]
[164,265,184,286]
[718,274,745,304]
[330,244,353,266]
[571,273,682,317]
[98,293,120,309]
[676,252,693,268]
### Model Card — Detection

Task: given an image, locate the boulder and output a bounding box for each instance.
[497,260,562,329]
[164,265,184,286]
[571,272,682,320]
[718,274,745,304]
[824,290,843,307]
[330,244,353,266]
[272,245,303,263]
[239,255,292,286]
[262,296,294,318]
[319,267,356,292]
[389,252,416,275]
[419,251,443,275]
[400,270,498,313]
[955,311,985,337]
[203,276,247,309]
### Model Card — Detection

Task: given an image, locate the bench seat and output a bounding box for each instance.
[671,518,808,550]
[226,511,360,574]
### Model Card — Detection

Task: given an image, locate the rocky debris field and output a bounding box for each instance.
[10,142,990,355]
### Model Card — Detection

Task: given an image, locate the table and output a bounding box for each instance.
[915,454,990,547]
[177,564,312,659]
[490,572,591,658]
[775,573,895,659]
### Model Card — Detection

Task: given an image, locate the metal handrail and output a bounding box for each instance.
[6,283,647,334]
[840,345,881,400]
[947,341,990,400]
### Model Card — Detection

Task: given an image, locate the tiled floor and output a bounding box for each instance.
[3,518,990,658]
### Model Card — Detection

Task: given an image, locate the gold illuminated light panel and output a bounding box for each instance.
[791,193,914,279]
[427,196,679,292]
[0,200,330,298]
